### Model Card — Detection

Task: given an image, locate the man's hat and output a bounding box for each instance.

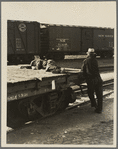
[86,48,96,54]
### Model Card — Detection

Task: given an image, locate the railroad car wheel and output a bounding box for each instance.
[56,90,68,111]
[27,102,40,120]
[57,88,76,112]
[35,91,66,117]
[18,99,40,121]
[36,94,53,117]
[33,90,69,116]
[67,87,76,103]
[18,91,65,119]
[18,89,75,120]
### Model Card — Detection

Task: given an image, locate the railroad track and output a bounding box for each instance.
[67,78,114,110]
[99,66,114,72]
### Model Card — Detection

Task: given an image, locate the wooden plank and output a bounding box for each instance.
[7,75,67,94]
[7,83,68,102]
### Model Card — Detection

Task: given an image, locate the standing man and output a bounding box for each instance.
[81,48,103,113]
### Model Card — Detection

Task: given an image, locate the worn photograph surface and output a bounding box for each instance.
[1,1,116,147]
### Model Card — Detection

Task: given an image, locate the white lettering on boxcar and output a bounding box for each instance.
[98,35,113,38]
[56,38,69,42]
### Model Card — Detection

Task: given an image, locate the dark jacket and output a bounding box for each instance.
[81,54,100,80]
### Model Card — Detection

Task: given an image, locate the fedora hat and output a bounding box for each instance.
[86,48,96,54]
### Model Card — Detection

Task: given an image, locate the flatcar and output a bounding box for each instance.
[7,66,84,128]
[7,20,114,63]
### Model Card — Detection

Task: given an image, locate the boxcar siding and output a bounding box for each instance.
[8,20,41,55]
[93,28,114,51]
[15,21,27,54]
[81,28,93,53]
[93,29,105,51]
[70,27,81,53]
[48,26,81,53]
[104,29,114,49]
[7,21,16,54]
[8,20,41,63]
[40,26,49,57]
[48,26,71,52]
[26,22,40,54]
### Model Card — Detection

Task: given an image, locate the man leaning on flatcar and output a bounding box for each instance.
[81,48,103,113]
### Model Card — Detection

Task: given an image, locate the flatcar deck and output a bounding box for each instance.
[7,66,81,83]
[7,65,114,83]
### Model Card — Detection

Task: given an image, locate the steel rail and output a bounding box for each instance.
[67,81,114,110]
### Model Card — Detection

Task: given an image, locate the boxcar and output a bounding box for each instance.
[40,24,81,60]
[7,20,41,64]
[40,24,114,60]
[7,20,114,63]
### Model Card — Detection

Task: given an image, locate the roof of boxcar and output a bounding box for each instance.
[7,20,38,23]
[7,20,114,29]
[40,23,114,29]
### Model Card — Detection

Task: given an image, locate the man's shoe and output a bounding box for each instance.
[95,109,102,114]
[91,104,97,108]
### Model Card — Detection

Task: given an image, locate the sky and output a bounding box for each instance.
[2,1,116,28]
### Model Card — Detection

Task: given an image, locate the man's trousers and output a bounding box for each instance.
[86,76,103,111]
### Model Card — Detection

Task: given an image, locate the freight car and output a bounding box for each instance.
[7,20,41,64]
[40,23,114,60]
[7,20,114,63]
[7,66,84,128]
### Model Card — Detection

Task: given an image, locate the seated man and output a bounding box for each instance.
[45,59,61,73]
[30,55,43,70]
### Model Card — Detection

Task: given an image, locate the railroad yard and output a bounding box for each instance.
[6,56,115,146]
[4,2,116,147]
